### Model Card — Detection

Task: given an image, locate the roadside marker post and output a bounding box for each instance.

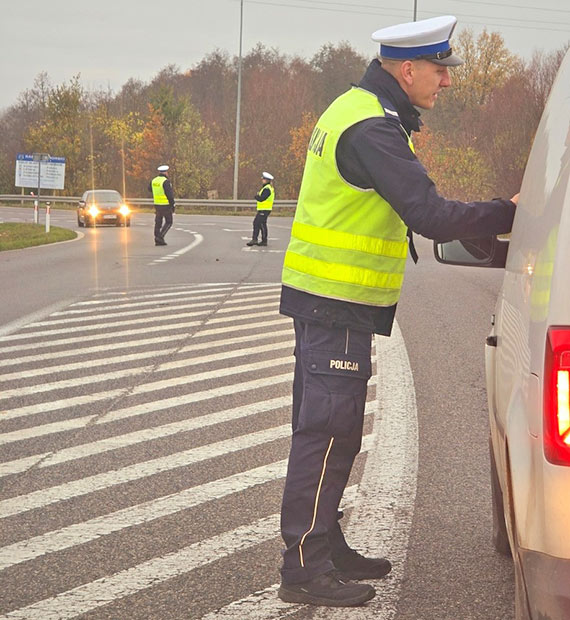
[31,192,39,224]
[45,202,51,233]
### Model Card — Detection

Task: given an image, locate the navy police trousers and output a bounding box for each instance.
[280,319,372,584]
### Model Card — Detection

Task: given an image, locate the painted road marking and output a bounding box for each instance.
[0,282,414,620]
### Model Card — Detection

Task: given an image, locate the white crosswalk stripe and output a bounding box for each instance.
[0,282,386,619]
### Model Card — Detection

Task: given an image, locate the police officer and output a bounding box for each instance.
[149,165,175,246]
[278,15,519,607]
[246,171,274,246]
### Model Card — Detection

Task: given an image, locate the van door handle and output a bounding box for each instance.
[486,335,498,347]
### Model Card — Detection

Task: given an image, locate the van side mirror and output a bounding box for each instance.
[78,200,86,207]
[433,236,509,268]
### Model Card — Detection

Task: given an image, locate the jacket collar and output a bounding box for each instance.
[358,59,422,134]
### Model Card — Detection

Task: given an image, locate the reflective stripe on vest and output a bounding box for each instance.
[257,183,275,210]
[151,176,169,205]
[282,87,413,307]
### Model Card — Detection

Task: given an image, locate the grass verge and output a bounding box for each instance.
[0,223,76,252]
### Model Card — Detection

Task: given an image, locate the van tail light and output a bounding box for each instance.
[544,327,570,465]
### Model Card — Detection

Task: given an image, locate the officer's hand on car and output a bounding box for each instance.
[510,193,520,205]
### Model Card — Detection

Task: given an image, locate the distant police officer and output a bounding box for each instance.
[277,16,519,608]
[246,171,275,246]
[149,165,175,246]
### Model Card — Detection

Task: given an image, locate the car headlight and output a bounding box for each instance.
[119,205,130,216]
[88,206,99,217]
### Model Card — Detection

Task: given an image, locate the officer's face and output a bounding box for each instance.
[407,60,451,109]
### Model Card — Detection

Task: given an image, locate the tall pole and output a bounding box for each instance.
[232,0,244,200]
[413,0,417,21]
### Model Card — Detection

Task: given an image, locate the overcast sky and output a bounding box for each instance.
[1,0,569,112]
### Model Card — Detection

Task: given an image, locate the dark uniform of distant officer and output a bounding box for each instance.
[246,171,275,246]
[149,165,175,246]
[277,15,519,608]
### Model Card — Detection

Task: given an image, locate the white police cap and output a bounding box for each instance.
[372,16,464,66]
[157,165,169,172]
[262,171,274,180]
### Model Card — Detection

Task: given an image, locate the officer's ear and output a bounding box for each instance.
[400,60,415,87]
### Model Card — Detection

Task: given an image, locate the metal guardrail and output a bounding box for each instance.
[0,195,297,210]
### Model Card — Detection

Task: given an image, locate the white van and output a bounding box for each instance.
[435,48,570,620]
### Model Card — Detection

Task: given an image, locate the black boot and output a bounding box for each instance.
[278,570,375,607]
[332,549,392,581]
[246,239,259,246]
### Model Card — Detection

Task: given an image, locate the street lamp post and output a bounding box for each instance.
[233,0,244,200]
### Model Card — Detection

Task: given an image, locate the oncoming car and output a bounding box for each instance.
[434,49,570,619]
[77,189,131,227]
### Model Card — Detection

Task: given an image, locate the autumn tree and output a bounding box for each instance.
[414,127,493,200]
[126,105,167,195]
[423,29,520,140]
[281,111,318,198]
[311,42,369,111]
[188,51,237,196]
[174,102,221,198]
[25,75,89,194]
[1,34,567,199]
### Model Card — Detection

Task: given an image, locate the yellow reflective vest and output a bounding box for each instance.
[282,87,413,307]
[151,175,170,205]
[257,183,275,210]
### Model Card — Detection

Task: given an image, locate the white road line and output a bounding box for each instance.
[0,359,292,445]
[0,375,378,477]
[312,322,419,620]
[1,349,167,383]
[64,283,279,309]
[0,390,125,425]
[2,301,279,341]
[0,402,375,518]
[1,328,292,380]
[87,282,277,298]
[0,319,291,371]
[0,423,291,518]
[0,322,293,420]
[0,486,356,620]
[1,355,376,448]
[0,396,292,479]
[55,290,231,313]
[0,436,371,574]
[0,454,49,478]
[0,319,203,351]
[241,248,284,253]
[0,335,182,369]
[29,293,279,327]
[0,313,290,354]
[1,350,376,446]
[29,300,220,327]
[1,329,292,382]
[0,338,291,401]
[0,371,293,449]
[194,322,418,620]
[0,459,288,570]
[0,298,81,339]
[149,233,203,264]
[0,342,291,444]
[0,364,154,402]
[0,307,279,345]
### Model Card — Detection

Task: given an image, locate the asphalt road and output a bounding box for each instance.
[0,206,515,619]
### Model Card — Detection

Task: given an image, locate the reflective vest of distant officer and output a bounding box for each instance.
[150,164,175,246]
[246,171,275,247]
[282,87,412,305]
